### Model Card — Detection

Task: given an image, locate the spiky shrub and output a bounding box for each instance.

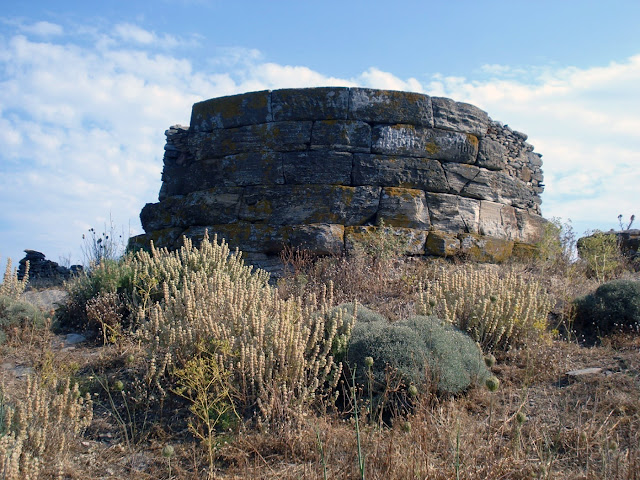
[137,233,353,425]
[417,265,552,350]
[574,279,640,340]
[347,314,490,396]
[0,377,93,480]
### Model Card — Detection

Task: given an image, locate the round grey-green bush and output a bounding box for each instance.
[347,314,490,395]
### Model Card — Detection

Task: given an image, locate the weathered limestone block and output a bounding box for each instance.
[310,120,371,153]
[376,187,430,230]
[140,187,243,231]
[190,90,271,131]
[443,163,534,209]
[425,192,480,234]
[371,124,479,163]
[352,154,449,193]
[238,185,380,226]
[182,223,344,255]
[514,210,547,243]
[477,137,507,171]
[190,121,312,160]
[425,231,460,257]
[282,151,353,185]
[478,200,522,240]
[432,97,490,136]
[272,87,349,121]
[348,88,434,127]
[345,226,427,255]
[162,152,285,196]
[459,234,514,262]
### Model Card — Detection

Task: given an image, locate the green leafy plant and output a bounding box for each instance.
[574,279,640,341]
[172,340,239,474]
[577,231,623,283]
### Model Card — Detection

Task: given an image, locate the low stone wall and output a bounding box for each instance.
[130,88,546,273]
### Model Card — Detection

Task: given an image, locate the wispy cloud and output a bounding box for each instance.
[0,19,638,265]
[19,20,64,37]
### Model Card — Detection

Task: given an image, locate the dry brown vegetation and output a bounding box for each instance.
[0,228,639,479]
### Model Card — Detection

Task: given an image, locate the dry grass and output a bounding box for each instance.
[1,248,639,479]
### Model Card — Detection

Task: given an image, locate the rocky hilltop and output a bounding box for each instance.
[130,87,546,273]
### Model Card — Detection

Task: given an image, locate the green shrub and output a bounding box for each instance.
[574,279,640,341]
[0,295,45,345]
[56,258,134,332]
[347,314,490,396]
[577,231,624,282]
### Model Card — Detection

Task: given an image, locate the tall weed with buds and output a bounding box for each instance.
[0,377,93,480]
[137,233,352,425]
[417,265,552,350]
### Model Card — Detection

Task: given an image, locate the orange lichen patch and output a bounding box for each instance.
[425,142,440,155]
[465,133,479,150]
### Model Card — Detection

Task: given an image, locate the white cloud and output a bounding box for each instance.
[1,19,638,265]
[19,21,63,36]
[113,23,199,49]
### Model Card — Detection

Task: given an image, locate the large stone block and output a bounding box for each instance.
[459,234,514,262]
[352,154,449,193]
[371,124,478,163]
[444,163,534,209]
[189,121,312,160]
[514,209,547,243]
[238,185,381,226]
[182,222,344,255]
[477,137,507,171]
[348,88,434,127]
[376,187,430,230]
[163,152,285,196]
[190,90,271,131]
[282,151,353,185]
[140,187,243,231]
[311,120,371,153]
[272,87,349,121]
[425,231,460,257]
[345,226,427,255]
[431,97,489,136]
[478,200,521,240]
[425,192,480,234]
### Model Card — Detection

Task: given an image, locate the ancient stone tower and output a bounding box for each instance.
[130,87,546,273]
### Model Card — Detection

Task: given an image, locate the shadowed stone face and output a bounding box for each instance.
[132,88,546,274]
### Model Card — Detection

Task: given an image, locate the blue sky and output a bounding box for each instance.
[1,1,639,266]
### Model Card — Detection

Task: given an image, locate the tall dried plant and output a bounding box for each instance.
[417,265,552,351]
[136,233,353,425]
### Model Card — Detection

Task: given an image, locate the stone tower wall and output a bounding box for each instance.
[130,87,546,272]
